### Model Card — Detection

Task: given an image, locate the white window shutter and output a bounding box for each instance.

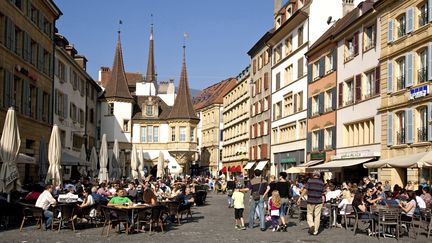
[428,102,432,141]
[387,60,393,93]
[428,42,432,81]
[387,19,394,43]
[405,53,414,87]
[406,8,414,34]
[405,108,413,144]
[387,112,393,146]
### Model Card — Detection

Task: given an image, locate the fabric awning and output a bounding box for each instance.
[1,153,37,165]
[363,152,432,169]
[61,151,81,166]
[220,166,227,173]
[229,166,237,172]
[255,160,268,171]
[308,158,374,172]
[244,161,255,170]
[235,165,242,172]
[285,160,323,174]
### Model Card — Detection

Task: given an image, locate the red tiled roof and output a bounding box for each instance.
[193,78,236,111]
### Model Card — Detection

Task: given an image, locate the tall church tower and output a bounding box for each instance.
[100,31,133,148]
[167,44,200,174]
[136,24,157,96]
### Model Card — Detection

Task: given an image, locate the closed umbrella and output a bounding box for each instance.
[0,108,22,198]
[78,144,87,176]
[38,137,48,182]
[45,124,62,187]
[98,134,109,182]
[138,148,145,179]
[110,139,120,180]
[157,151,164,178]
[119,151,125,178]
[130,145,139,179]
[89,146,98,178]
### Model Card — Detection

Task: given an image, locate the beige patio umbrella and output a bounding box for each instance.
[119,151,125,178]
[98,134,109,182]
[89,146,98,178]
[110,139,120,180]
[157,151,164,178]
[78,144,87,176]
[0,108,22,198]
[130,145,139,179]
[45,124,62,187]
[138,148,145,179]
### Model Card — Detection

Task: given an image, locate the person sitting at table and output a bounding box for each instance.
[399,191,417,222]
[364,188,382,208]
[421,187,432,208]
[352,191,373,219]
[405,181,415,191]
[126,182,137,201]
[107,189,132,206]
[75,187,95,222]
[325,185,341,202]
[91,186,108,203]
[336,189,354,227]
[65,185,76,197]
[97,183,111,197]
[35,184,57,230]
[143,187,157,205]
[415,190,426,209]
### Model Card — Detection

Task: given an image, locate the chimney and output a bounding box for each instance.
[74,55,87,71]
[342,0,355,16]
[274,0,282,16]
[65,44,77,58]
[99,66,111,86]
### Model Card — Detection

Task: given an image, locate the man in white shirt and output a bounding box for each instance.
[35,184,57,229]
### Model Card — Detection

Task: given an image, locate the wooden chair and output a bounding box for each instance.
[148,205,168,232]
[352,206,375,236]
[377,208,399,239]
[100,206,130,236]
[51,204,76,232]
[165,201,181,224]
[178,203,193,223]
[19,203,44,232]
[298,199,307,222]
[136,206,153,232]
[338,204,355,230]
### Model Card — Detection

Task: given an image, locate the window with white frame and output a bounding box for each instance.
[325,53,333,73]
[325,89,333,112]
[284,35,293,56]
[365,70,375,98]
[312,130,319,151]
[153,126,159,142]
[313,61,320,80]
[274,44,282,64]
[147,126,153,142]
[364,25,375,50]
[284,64,293,85]
[284,93,293,117]
[397,14,406,38]
[396,111,406,145]
[396,57,406,90]
[418,48,428,84]
[419,2,428,27]
[324,127,333,150]
[345,37,355,61]
[140,126,146,142]
[417,106,428,142]
[345,79,354,105]
[312,95,319,116]
[179,127,186,142]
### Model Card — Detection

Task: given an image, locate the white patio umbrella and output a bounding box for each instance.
[130,145,139,179]
[110,139,120,180]
[119,151,125,178]
[98,134,109,182]
[89,146,98,178]
[157,151,164,178]
[45,124,62,187]
[138,148,145,179]
[0,108,22,198]
[38,137,48,181]
[78,144,87,176]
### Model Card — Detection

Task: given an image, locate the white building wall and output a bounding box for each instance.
[158,93,176,106]
[100,101,132,143]
[136,82,157,96]
[336,18,381,156]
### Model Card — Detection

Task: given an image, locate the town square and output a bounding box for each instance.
[0,0,432,242]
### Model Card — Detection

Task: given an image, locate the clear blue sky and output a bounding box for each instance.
[54,0,273,90]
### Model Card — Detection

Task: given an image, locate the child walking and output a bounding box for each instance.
[232,185,246,230]
[268,190,281,232]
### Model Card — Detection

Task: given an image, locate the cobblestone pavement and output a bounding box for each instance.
[1,193,430,243]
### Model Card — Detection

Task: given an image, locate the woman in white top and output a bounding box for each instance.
[399,191,417,222]
[336,189,354,227]
[76,188,95,221]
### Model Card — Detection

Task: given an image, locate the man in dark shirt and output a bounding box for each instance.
[246,169,269,231]
[276,172,290,231]
[300,171,324,235]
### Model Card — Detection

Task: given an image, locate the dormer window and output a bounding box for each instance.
[286,7,292,18]
[108,103,114,115]
[146,105,153,116]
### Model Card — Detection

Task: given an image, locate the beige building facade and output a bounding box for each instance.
[373,0,432,186]
[222,67,250,177]
[0,0,61,183]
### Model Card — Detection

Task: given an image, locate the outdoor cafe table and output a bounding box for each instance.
[111,204,151,230]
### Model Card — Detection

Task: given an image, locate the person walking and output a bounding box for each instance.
[232,186,246,230]
[275,172,290,231]
[247,169,269,231]
[300,171,324,235]
[268,190,281,232]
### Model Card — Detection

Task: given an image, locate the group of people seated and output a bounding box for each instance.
[27,175,203,230]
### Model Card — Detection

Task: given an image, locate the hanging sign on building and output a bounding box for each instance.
[410,85,429,100]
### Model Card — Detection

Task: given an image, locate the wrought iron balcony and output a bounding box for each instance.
[396,129,406,145]
[397,75,406,90]
[417,127,428,142]
[418,67,428,84]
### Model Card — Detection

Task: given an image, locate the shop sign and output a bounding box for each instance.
[410,85,429,100]
[281,157,296,163]
[332,150,380,160]
[310,152,325,161]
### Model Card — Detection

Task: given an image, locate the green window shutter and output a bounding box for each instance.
[387,60,393,93]
[405,53,414,87]
[387,19,394,43]
[387,112,393,146]
[405,108,413,144]
[63,94,68,119]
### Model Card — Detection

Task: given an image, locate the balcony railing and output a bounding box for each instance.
[397,26,406,38]
[396,129,406,145]
[418,127,428,142]
[397,75,406,90]
[418,67,428,84]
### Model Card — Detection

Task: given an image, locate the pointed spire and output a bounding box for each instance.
[167,39,198,120]
[104,31,133,100]
[145,15,156,83]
